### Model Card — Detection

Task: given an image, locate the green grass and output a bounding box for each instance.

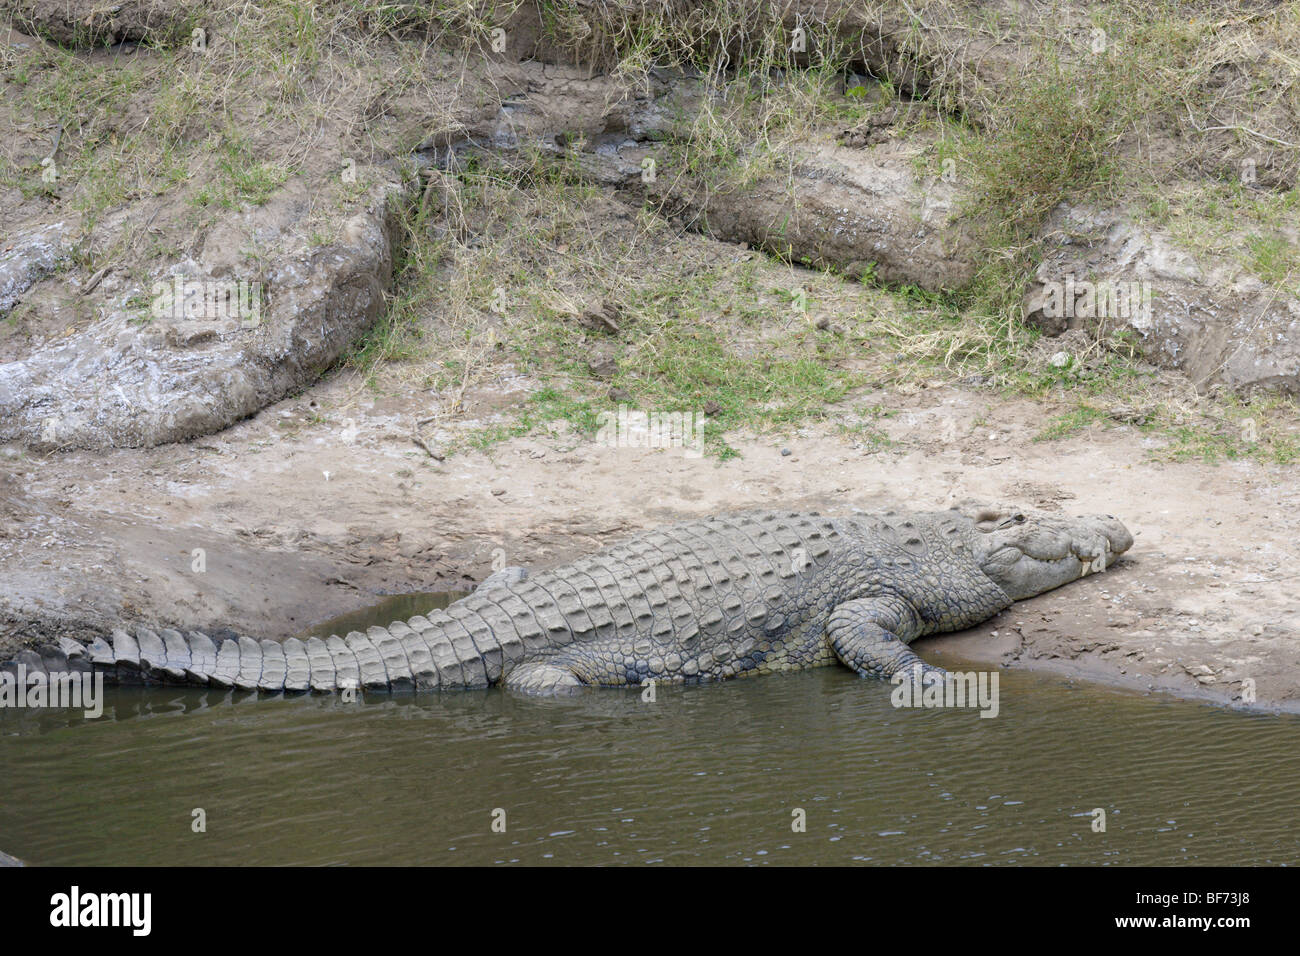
[961,58,1125,236]
[1035,406,1110,442]
[453,387,602,454]
[1247,233,1297,287]
[193,135,292,210]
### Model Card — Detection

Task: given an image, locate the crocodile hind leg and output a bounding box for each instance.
[503,659,584,694]
[827,597,947,680]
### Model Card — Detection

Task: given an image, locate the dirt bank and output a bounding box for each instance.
[4,2,1300,452]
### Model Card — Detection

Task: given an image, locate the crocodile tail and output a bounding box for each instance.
[0,607,530,694]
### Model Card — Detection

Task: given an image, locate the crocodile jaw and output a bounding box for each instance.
[974,511,1134,601]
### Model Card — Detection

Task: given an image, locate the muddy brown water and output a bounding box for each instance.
[1,593,1298,866]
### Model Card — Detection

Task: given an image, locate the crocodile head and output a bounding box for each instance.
[969,508,1134,600]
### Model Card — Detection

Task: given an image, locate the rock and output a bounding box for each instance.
[1032,205,1300,395]
[586,350,619,379]
[0,223,69,318]
[0,176,406,449]
[5,4,1295,457]
[1183,662,1217,684]
[1107,406,1151,425]
[659,138,977,292]
[578,299,622,334]
[485,49,1299,396]
[7,0,197,48]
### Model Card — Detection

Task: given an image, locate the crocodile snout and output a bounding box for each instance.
[1075,514,1134,563]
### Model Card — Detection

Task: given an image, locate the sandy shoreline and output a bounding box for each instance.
[3,370,1296,711]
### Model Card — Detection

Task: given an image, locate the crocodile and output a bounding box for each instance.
[1,506,1132,696]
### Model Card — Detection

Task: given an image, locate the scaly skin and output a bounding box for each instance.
[1,507,1133,696]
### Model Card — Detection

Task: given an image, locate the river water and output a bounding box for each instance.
[1,628,1296,865]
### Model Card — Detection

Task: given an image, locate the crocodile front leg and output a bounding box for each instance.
[827,596,946,680]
